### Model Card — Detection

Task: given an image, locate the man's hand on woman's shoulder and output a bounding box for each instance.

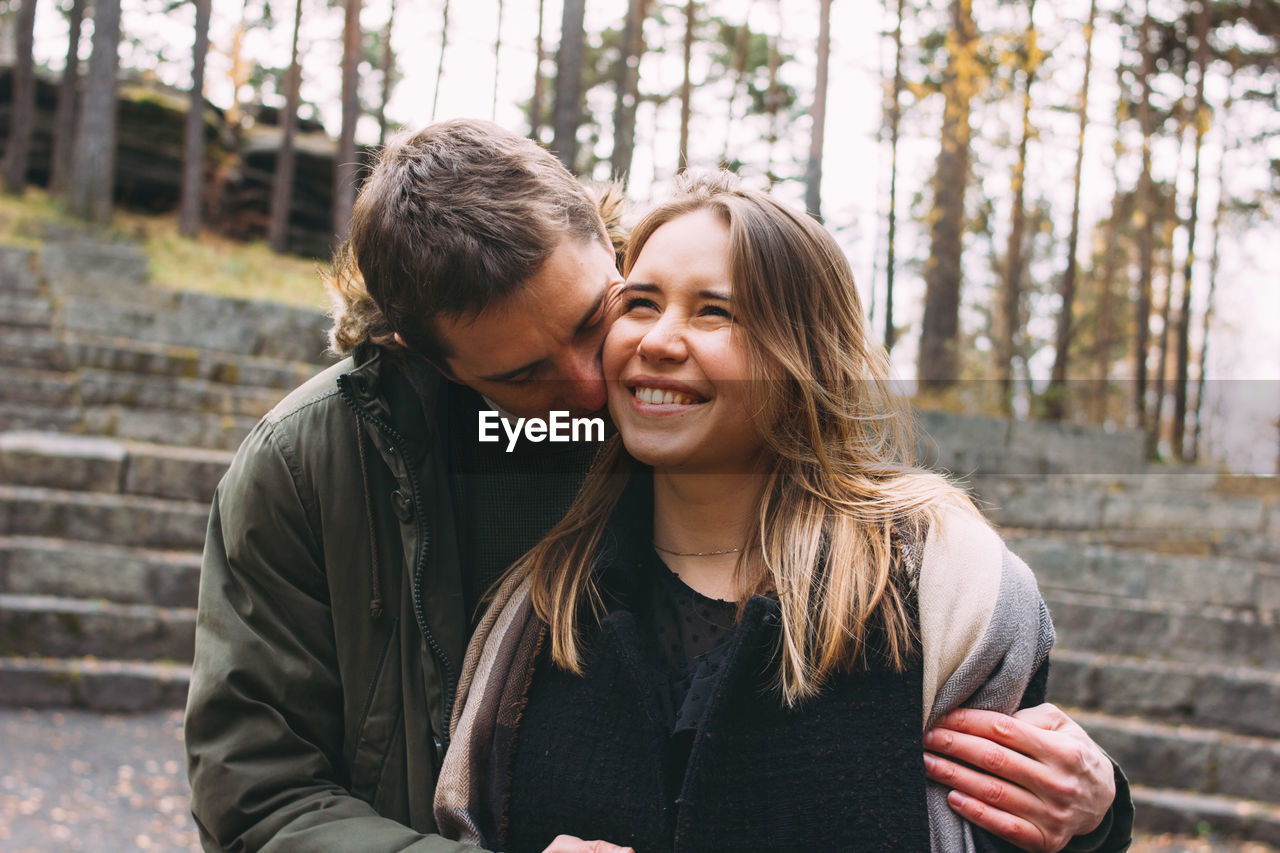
[924,704,1118,853]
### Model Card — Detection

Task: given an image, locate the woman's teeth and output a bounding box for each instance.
[634,386,699,406]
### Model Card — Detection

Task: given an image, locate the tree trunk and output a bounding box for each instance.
[1046,0,1098,420]
[50,0,87,196]
[1092,45,1128,424]
[996,0,1038,408]
[1134,1,1156,429]
[720,2,756,165]
[333,0,362,240]
[919,0,977,390]
[678,0,696,172]
[431,0,450,120]
[179,0,213,236]
[529,0,546,138]
[492,0,504,120]
[611,0,650,183]
[764,8,781,184]
[804,0,833,218]
[884,0,906,352]
[378,0,397,145]
[2,0,38,193]
[1191,95,1231,464]
[68,0,122,223]
[1148,187,1179,457]
[1173,0,1210,460]
[269,0,304,253]
[552,0,586,170]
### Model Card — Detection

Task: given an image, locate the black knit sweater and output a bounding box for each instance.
[502,478,931,853]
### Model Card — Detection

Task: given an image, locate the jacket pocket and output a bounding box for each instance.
[349,616,402,803]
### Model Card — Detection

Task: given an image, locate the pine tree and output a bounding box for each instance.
[68,0,123,223]
[553,0,587,170]
[2,0,38,193]
[49,0,87,196]
[179,0,214,236]
[678,0,696,172]
[611,0,651,182]
[270,0,305,253]
[333,0,362,239]
[1046,0,1099,420]
[996,0,1039,409]
[919,0,978,389]
[1173,0,1211,459]
[805,0,833,218]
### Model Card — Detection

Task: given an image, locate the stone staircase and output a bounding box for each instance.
[0,239,334,709]
[3,238,1279,842]
[972,471,1280,843]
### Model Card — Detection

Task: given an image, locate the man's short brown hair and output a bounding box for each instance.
[328,119,608,363]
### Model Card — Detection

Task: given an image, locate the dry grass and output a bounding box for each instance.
[0,188,329,311]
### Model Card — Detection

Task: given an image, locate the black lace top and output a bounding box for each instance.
[637,548,741,734]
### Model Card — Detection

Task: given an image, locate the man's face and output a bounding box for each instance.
[437,236,624,419]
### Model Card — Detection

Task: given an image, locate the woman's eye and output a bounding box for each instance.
[702,305,733,319]
[624,296,659,312]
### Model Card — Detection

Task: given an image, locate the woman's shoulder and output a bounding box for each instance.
[915,496,1045,723]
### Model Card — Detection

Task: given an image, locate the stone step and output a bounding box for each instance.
[1045,591,1280,668]
[1069,709,1280,806]
[0,536,201,607]
[0,484,209,551]
[0,431,233,503]
[0,244,42,292]
[0,399,260,450]
[0,366,77,407]
[1048,649,1280,739]
[975,476,1276,539]
[1010,532,1278,612]
[54,285,332,364]
[0,655,189,711]
[76,366,287,419]
[59,330,328,388]
[81,404,260,451]
[0,593,196,662]
[0,289,54,327]
[0,323,65,370]
[1130,785,1280,846]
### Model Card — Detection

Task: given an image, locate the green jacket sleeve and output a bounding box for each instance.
[184,421,487,853]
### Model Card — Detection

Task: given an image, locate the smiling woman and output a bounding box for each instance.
[435,171,1131,853]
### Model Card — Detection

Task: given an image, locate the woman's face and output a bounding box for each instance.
[604,209,767,473]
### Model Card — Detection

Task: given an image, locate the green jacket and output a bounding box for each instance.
[186,345,485,852]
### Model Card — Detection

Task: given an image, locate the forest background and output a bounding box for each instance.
[2,0,1277,473]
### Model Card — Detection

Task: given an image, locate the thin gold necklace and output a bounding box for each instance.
[652,542,743,557]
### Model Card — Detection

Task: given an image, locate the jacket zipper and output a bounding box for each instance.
[338,375,457,752]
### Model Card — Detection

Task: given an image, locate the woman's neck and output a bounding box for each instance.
[651,469,768,602]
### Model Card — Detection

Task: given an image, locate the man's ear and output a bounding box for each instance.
[393,332,464,384]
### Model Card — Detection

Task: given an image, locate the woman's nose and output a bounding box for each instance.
[637,315,688,363]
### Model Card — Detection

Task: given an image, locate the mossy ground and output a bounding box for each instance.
[0,188,329,311]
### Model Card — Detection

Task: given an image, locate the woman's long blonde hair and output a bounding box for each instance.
[518,172,974,705]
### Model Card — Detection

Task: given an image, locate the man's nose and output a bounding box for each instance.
[559,350,607,416]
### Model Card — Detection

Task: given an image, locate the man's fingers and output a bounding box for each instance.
[929,707,1055,761]
[944,789,1059,853]
[923,726,1045,791]
[542,836,635,853]
[923,752,1046,817]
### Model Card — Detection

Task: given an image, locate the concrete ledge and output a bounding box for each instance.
[0,656,189,711]
[0,594,195,662]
